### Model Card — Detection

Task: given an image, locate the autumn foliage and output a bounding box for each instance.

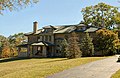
[0,33,27,58]
[95,28,120,55]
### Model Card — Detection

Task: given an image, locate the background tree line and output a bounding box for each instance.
[0,33,27,58]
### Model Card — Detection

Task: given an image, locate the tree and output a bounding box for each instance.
[1,44,11,58]
[0,33,27,58]
[95,28,120,56]
[81,2,119,28]
[114,13,120,25]
[8,33,27,46]
[0,0,39,14]
[0,35,11,58]
[8,33,27,56]
[59,39,68,57]
[66,32,82,59]
[81,33,94,56]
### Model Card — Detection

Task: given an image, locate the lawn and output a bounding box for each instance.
[0,57,106,78]
[111,69,120,78]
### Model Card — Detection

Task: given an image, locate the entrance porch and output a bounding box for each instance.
[31,41,54,57]
[17,41,54,57]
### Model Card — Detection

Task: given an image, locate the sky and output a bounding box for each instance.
[0,0,120,37]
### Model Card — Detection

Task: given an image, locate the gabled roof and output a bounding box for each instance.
[17,43,28,48]
[53,26,76,34]
[77,23,86,27]
[24,23,100,36]
[43,25,53,29]
[24,29,43,36]
[84,27,99,32]
[31,41,54,46]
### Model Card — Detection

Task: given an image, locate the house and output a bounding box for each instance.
[17,21,100,57]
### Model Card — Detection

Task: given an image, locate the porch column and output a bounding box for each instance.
[27,45,30,57]
[18,47,21,57]
[42,46,47,57]
[51,46,54,57]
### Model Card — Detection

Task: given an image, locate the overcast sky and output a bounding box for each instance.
[0,0,120,37]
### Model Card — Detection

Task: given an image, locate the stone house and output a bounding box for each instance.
[17,21,100,57]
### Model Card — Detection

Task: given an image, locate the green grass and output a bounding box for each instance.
[111,69,120,78]
[0,57,106,78]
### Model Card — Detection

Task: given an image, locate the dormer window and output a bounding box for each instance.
[77,27,86,31]
[83,27,86,30]
[44,29,52,33]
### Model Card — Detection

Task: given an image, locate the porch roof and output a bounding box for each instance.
[31,41,54,46]
[17,43,28,48]
[84,27,99,32]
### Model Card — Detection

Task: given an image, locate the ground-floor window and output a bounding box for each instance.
[37,46,42,53]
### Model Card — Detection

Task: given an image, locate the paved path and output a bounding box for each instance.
[47,55,120,78]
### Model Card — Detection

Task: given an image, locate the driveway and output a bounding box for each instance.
[47,55,120,78]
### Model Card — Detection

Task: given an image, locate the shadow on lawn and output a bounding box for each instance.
[43,58,69,63]
[0,57,32,63]
[0,57,69,63]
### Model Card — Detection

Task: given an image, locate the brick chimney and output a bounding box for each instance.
[33,21,38,33]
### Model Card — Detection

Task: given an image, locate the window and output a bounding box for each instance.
[38,46,41,51]
[37,46,42,53]
[42,36,44,41]
[56,50,61,53]
[45,35,48,41]
[83,27,86,30]
[40,36,42,41]
[37,36,40,41]
[56,50,59,53]
[44,29,50,33]
[49,36,51,41]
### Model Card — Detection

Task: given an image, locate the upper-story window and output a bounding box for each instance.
[42,36,44,41]
[37,36,40,41]
[37,36,42,41]
[49,36,51,41]
[45,35,48,41]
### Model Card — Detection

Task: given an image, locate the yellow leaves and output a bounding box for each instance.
[1,45,11,58]
[115,13,120,24]
[96,28,120,50]
[97,28,118,39]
